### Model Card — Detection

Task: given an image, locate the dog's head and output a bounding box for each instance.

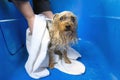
[53,11,77,36]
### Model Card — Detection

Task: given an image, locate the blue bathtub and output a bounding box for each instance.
[0,0,120,80]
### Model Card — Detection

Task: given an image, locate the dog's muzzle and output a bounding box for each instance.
[65,25,71,31]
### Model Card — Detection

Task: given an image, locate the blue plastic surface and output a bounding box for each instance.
[0,0,120,80]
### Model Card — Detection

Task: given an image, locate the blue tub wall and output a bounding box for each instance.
[85,0,120,76]
[0,1,28,79]
[0,0,120,80]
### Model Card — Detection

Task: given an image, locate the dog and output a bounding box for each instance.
[47,11,78,69]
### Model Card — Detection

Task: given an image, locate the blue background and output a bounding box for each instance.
[0,0,120,80]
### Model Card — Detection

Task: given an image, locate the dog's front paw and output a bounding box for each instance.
[65,58,71,64]
[49,63,54,69]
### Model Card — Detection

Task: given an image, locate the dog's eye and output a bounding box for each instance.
[60,16,67,21]
[71,17,75,22]
[60,17,64,21]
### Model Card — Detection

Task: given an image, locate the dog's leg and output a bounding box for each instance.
[48,49,55,69]
[63,50,71,64]
[55,50,62,59]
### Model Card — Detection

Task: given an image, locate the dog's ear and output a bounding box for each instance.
[53,13,59,20]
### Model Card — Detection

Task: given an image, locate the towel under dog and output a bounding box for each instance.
[25,14,85,79]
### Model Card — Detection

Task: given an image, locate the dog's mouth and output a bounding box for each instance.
[64,29,75,36]
[63,24,76,36]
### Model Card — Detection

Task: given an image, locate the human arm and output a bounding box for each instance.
[12,0,35,32]
[10,0,54,32]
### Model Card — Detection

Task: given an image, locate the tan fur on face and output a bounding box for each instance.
[53,11,77,32]
[47,11,78,69]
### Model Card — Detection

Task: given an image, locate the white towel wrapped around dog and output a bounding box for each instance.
[25,14,85,79]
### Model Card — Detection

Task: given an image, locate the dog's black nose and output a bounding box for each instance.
[65,25,71,31]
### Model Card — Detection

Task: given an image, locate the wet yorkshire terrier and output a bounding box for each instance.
[47,11,78,69]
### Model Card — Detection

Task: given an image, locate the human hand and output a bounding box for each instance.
[42,11,54,19]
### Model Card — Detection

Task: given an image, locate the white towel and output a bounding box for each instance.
[25,14,85,79]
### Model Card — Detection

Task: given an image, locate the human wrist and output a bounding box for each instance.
[27,15,35,33]
[26,14,35,21]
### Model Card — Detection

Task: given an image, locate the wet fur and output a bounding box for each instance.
[47,11,78,69]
